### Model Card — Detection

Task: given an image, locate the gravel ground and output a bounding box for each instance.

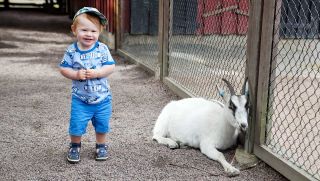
[0,10,288,180]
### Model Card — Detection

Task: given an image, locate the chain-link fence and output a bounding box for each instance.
[167,0,248,100]
[119,0,249,100]
[119,0,159,72]
[265,0,320,180]
[118,0,319,180]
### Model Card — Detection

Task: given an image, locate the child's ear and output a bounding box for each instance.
[71,25,76,35]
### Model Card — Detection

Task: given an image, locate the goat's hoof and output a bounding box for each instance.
[226,167,240,177]
[168,143,179,149]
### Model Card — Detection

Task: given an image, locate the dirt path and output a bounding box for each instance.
[0,10,287,180]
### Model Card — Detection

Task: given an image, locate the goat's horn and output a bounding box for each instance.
[242,77,248,95]
[222,78,235,95]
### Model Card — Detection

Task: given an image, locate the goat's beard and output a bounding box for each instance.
[237,130,246,146]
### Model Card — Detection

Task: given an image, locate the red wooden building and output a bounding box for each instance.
[196,0,249,35]
[67,0,250,50]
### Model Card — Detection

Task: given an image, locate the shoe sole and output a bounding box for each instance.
[95,156,108,161]
[67,157,80,164]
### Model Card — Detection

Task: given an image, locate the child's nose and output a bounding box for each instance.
[86,31,93,36]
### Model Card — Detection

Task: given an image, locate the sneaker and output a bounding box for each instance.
[95,144,108,161]
[67,143,81,164]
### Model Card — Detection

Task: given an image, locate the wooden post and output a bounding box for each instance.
[115,0,120,50]
[244,0,263,154]
[255,0,276,147]
[160,0,170,79]
[234,0,263,170]
[156,0,164,80]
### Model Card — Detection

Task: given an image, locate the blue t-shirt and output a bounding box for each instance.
[60,41,115,104]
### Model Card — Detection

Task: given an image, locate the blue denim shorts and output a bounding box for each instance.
[69,96,112,136]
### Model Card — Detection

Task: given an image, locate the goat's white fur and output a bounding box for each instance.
[152,94,248,176]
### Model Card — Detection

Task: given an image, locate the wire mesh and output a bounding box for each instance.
[119,0,319,179]
[120,0,159,71]
[265,0,320,180]
[167,0,248,100]
[121,34,159,71]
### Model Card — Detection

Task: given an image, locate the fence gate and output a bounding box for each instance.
[254,1,320,180]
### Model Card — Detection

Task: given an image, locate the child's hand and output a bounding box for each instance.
[85,69,99,79]
[77,69,87,80]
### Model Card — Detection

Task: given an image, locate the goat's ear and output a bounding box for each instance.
[216,85,225,98]
[216,85,229,103]
[242,78,249,97]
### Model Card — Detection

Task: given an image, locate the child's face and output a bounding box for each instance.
[72,15,100,50]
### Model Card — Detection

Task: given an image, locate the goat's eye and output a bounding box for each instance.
[229,101,236,112]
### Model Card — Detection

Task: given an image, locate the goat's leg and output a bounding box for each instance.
[200,143,240,176]
[152,135,179,149]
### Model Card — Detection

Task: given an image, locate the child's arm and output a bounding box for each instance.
[60,67,87,80]
[85,64,115,79]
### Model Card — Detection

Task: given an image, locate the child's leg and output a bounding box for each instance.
[96,133,106,144]
[67,97,94,163]
[92,98,112,161]
[92,97,112,142]
[71,135,82,143]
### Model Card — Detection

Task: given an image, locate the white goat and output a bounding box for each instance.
[152,79,249,176]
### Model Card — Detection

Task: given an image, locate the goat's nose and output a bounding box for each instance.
[240,123,247,129]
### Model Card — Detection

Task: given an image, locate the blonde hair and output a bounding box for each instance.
[72,13,104,32]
